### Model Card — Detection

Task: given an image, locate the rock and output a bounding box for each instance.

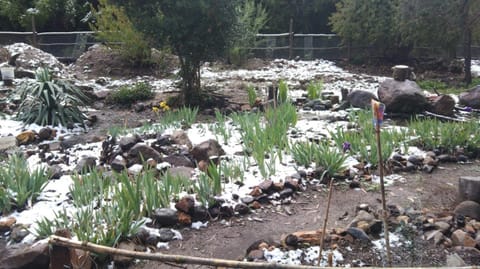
[234,203,250,215]
[246,249,265,261]
[119,134,141,151]
[113,241,136,266]
[459,85,480,109]
[166,166,194,179]
[190,139,225,163]
[284,177,300,191]
[127,163,144,175]
[0,242,50,269]
[392,65,413,81]
[111,155,127,172]
[152,208,178,227]
[192,205,209,222]
[128,143,162,165]
[347,90,377,109]
[459,176,480,203]
[158,228,176,242]
[279,188,294,199]
[16,130,36,145]
[446,253,467,267]
[37,127,54,141]
[451,229,477,247]
[0,136,16,151]
[349,210,375,227]
[423,155,438,166]
[407,155,423,165]
[454,200,480,220]
[175,196,195,214]
[241,196,255,204]
[434,221,451,233]
[346,227,371,242]
[0,217,16,233]
[258,180,274,193]
[48,164,64,179]
[10,225,29,242]
[60,136,87,149]
[378,78,428,114]
[427,94,456,116]
[74,156,97,174]
[171,130,192,149]
[133,103,145,112]
[163,154,195,168]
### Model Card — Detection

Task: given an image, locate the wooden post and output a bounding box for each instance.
[318,178,334,266]
[31,15,37,48]
[289,18,294,60]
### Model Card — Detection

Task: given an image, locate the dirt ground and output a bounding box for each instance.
[126,162,479,269]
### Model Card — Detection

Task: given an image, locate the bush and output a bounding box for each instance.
[107,82,154,106]
[15,67,90,127]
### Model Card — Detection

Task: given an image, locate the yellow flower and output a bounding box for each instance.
[152,106,159,113]
[163,105,170,111]
[160,101,168,108]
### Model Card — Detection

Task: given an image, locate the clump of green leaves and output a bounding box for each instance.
[278,80,289,104]
[90,0,151,66]
[107,82,154,106]
[0,154,50,213]
[291,141,318,167]
[194,164,223,207]
[15,67,90,127]
[306,80,323,100]
[247,85,258,107]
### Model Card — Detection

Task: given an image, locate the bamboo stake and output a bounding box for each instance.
[318,177,334,266]
[49,235,316,269]
[375,123,392,266]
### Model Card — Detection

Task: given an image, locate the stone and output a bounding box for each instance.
[0,217,16,233]
[127,163,144,175]
[111,155,127,172]
[163,154,195,168]
[74,156,97,174]
[347,90,377,109]
[0,242,50,269]
[407,155,423,165]
[459,176,480,203]
[192,205,209,222]
[60,135,87,149]
[0,136,16,151]
[284,177,300,191]
[427,94,456,116]
[378,78,428,114]
[234,203,250,215]
[10,225,29,242]
[158,228,176,242]
[246,249,265,261]
[171,130,192,149]
[177,212,191,225]
[48,164,64,179]
[241,196,255,204]
[434,221,451,233]
[175,196,195,214]
[349,210,375,228]
[346,227,371,242]
[459,85,480,109]
[423,155,438,166]
[16,130,36,145]
[113,241,136,266]
[152,208,178,227]
[128,143,162,164]
[279,188,294,199]
[451,229,477,247]
[258,180,274,193]
[119,134,141,151]
[190,139,225,163]
[37,127,54,141]
[167,166,194,179]
[446,253,467,267]
[133,103,145,112]
[454,200,480,220]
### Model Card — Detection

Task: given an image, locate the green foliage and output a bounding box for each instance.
[247,85,258,107]
[15,67,89,127]
[194,164,223,207]
[314,142,347,178]
[306,80,323,100]
[0,154,50,213]
[291,141,318,167]
[229,0,269,66]
[159,106,198,129]
[90,0,152,66]
[210,110,232,144]
[278,80,289,104]
[70,169,110,207]
[107,82,154,106]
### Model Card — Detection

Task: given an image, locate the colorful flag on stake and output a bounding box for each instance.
[371,99,385,128]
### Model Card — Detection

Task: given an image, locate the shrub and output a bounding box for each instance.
[107,82,154,106]
[15,67,90,127]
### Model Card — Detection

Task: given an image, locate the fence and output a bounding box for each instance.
[1,31,480,61]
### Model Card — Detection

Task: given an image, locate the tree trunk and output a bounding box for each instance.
[179,57,201,106]
[463,0,473,85]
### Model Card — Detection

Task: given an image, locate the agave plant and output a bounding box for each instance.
[15,67,90,127]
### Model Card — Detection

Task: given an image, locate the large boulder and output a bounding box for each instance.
[454,200,480,220]
[459,85,480,109]
[347,90,377,109]
[0,242,50,269]
[378,78,428,114]
[427,95,456,116]
[459,176,480,203]
[127,143,162,165]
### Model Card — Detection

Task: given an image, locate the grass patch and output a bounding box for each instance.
[107,82,154,106]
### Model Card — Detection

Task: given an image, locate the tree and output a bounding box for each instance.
[460,0,480,84]
[110,0,238,105]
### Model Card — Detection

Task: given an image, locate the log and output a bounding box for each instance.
[392,65,411,81]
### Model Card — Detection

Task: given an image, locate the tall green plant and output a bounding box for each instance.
[15,67,90,127]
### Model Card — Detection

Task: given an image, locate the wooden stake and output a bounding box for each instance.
[318,177,334,266]
[375,125,392,266]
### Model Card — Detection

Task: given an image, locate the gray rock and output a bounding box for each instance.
[459,176,480,203]
[74,156,97,174]
[378,78,428,114]
[48,164,64,179]
[428,94,456,116]
[0,136,16,151]
[171,130,192,149]
[119,134,141,151]
[158,228,176,242]
[128,143,162,165]
[60,135,87,149]
[434,221,451,233]
[346,227,371,242]
[459,85,480,109]
[454,200,480,220]
[163,154,195,168]
[0,242,49,269]
[234,203,250,215]
[113,241,136,266]
[279,188,294,199]
[190,139,225,163]
[152,208,178,227]
[347,90,377,109]
[111,155,127,172]
[446,253,466,267]
[241,196,255,204]
[167,166,194,179]
[192,205,209,222]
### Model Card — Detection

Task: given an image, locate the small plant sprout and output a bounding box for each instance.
[306,80,323,100]
[247,85,258,107]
